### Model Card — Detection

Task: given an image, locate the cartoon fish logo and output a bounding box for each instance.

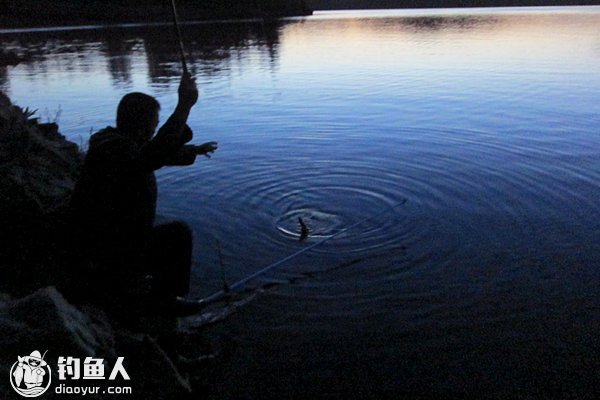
[10,350,52,398]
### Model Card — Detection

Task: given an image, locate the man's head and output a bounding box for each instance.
[116,92,160,142]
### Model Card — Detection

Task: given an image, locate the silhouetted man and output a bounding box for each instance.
[70,72,217,320]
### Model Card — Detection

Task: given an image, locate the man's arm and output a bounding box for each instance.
[164,142,219,166]
[141,72,199,170]
[157,71,198,140]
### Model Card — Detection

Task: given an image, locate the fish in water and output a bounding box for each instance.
[298,217,309,241]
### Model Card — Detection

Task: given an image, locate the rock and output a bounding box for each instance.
[0,292,11,307]
[0,287,196,399]
[0,287,115,359]
[0,287,114,399]
[116,333,192,399]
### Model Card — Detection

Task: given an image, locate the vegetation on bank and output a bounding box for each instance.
[0,0,313,28]
[0,91,81,295]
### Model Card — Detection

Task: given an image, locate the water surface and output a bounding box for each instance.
[2,7,599,398]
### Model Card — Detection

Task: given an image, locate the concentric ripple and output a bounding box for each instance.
[275,208,344,239]
[158,120,600,296]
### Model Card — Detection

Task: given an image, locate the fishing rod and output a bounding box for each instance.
[169,0,188,74]
[198,198,407,306]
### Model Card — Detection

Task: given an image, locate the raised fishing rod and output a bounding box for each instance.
[169,0,188,74]
[198,198,407,306]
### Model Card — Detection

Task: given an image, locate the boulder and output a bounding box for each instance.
[0,287,194,399]
[0,287,114,399]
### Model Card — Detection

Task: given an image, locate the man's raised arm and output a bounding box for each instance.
[142,72,199,169]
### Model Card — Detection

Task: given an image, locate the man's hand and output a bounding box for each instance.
[178,71,198,108]
[196,141,218,158]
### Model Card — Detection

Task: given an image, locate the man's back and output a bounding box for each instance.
[71,126,157,255]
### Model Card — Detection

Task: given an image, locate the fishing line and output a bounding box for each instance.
[198,198,407,305]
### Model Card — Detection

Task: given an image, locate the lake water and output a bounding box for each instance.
[2,6,599,398]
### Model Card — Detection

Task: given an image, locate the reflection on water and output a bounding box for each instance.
[2,7,600,399]
[0,20,283,89]
[397,14,499,30]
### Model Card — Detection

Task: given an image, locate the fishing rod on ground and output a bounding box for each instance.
[196,198,408,307]
[169,0,188,74]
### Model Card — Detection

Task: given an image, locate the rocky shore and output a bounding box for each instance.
[0,0,313,29]
[0,91,213,398]
[0,91,81,296]
[0,288,200,399]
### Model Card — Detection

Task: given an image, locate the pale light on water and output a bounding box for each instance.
[2,7,599,398]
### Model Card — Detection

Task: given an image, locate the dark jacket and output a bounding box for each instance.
[70,117,197,264]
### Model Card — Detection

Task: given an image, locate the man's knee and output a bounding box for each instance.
[154,221,192,243]
[169,221,192,240]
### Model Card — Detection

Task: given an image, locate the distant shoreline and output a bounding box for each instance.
[3,2,599,29]
[307,0,600,10]
[0,0,313,29]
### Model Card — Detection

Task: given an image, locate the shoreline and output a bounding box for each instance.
[0,0,313,29]
[3,3,599,31]
[0,1,600,34]
[307,0,600,10]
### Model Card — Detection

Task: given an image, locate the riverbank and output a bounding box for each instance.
[0,0,313,29]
